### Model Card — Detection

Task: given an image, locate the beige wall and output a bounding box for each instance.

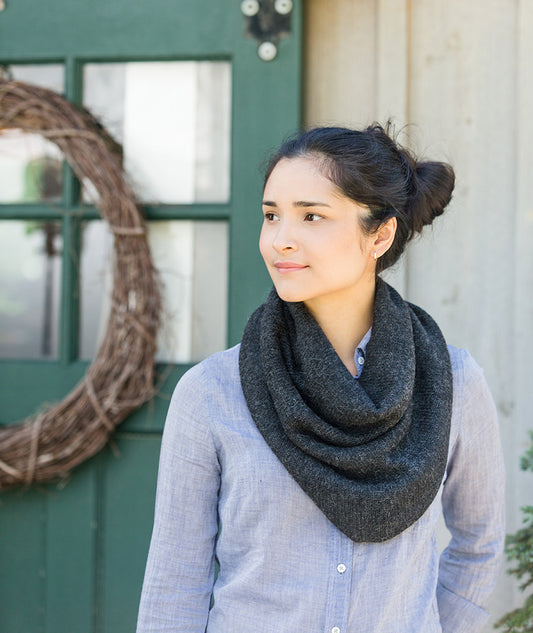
[304,0,533,626]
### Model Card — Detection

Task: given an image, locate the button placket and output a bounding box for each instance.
[324,526,353,633]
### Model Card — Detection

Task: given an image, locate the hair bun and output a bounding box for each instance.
[407,160,455,234]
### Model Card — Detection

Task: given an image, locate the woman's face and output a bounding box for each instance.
[260,156,377,311]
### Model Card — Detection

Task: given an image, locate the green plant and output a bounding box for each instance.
[496,431,533,632]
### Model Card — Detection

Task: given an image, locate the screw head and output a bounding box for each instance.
[274,0,293,15]
[258,41,278,62]
[241,0,260,17]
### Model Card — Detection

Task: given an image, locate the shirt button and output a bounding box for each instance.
[357,356,365,365]
[337,563,346,573]
[332,628,341,633]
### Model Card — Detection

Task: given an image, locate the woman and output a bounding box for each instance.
[137,124,505,633]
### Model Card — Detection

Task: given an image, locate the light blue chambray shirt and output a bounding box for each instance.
[137,337,505,633]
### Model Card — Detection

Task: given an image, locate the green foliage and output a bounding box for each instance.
[496,432,533,633]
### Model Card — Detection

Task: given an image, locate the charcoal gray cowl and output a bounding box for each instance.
[239,278,453,543]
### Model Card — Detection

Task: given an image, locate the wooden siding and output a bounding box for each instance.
[305,0,530,625]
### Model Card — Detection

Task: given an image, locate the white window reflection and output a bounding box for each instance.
[83,61,231,204]
[0,64,64,204]
[80,220,228,363]
[3,64,64,92]
[0,221,62,359]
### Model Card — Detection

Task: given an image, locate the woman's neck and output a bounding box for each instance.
[304,280,375,376]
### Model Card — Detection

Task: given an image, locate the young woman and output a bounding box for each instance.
[137,124,505,633]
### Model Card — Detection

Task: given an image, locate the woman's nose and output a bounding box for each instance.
[272,222,298,252]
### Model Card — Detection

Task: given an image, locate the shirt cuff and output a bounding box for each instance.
[437,583,490,633]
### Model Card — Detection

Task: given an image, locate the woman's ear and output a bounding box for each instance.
[373,217,397,257]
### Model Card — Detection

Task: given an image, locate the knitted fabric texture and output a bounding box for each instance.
[239,279,453,543]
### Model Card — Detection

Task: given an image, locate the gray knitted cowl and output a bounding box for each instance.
[239,278,453,543]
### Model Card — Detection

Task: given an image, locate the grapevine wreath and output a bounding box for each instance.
[0,78,162,489]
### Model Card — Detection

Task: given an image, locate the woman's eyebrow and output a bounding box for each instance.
[294,200,331,208]
[261,200,331,208]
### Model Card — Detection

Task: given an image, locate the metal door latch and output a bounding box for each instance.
[241,0,293,61]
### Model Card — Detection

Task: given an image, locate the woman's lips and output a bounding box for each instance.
[274,262,308,273]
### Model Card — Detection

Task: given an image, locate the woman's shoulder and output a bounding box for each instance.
[172,344,242,405]
[447,344,487,393]
[186,343,241,380]
[446,344,498,444]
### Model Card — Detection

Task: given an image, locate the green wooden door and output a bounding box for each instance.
[0,2,301,631]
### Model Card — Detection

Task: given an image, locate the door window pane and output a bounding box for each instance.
[82,61,231,204]
[0,64,65,204]
[79,220,228,363]
[3,64,64,92]
[0,221,62,359]
[78,222,114,360]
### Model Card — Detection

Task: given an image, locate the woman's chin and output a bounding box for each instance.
[272,285,309,303]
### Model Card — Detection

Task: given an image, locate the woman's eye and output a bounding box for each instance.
[263,212,277,222]
[304,213,322,222]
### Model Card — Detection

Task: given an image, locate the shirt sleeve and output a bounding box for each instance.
[136,363,221,633]
[437,349,505,633]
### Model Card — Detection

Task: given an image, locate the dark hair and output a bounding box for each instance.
[264,123,455,273]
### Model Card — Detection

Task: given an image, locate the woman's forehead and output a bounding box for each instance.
[264,156,334,193]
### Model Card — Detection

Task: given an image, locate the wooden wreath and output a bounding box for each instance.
[0,79,162,489]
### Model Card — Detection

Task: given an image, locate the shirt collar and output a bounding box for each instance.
[353,327,372,379]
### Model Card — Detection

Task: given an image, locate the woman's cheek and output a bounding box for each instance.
[259,227,269,261]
